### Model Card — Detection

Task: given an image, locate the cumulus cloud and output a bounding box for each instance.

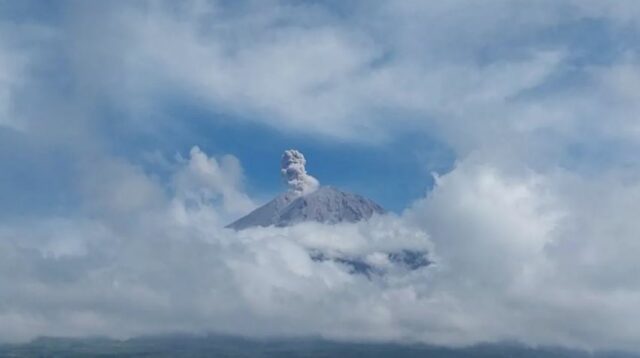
[174,147,255,219]
[280,149,319,195]
[1,147,640,351]
[0,147,431,343]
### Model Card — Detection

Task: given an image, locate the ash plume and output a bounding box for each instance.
[281,149,319,195]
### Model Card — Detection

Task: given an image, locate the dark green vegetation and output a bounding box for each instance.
[0,335,638,358]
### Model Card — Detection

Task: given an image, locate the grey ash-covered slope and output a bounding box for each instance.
[227,149,385,230]
[227,186,385,230]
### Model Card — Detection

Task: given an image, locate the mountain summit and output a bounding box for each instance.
[227,150,385,230]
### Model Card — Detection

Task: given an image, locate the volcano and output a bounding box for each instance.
[226,150,385,230]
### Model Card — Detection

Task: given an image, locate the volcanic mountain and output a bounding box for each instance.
[226,150,385,230]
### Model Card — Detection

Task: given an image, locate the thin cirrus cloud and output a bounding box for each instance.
[1,0,640,353]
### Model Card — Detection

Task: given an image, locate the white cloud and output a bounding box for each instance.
[0,147,432,342]
[2,148,640,351]
[173,146,255,220]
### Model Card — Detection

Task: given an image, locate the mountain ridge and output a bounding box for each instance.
[226,186,385,230]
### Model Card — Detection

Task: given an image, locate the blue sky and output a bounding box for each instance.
[3,0,637,214]
[98,97,455,212]
[3,0,640,350]
[0,0,464,214]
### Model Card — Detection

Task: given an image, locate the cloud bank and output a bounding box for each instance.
[1,147,640,351]
[2,0,640,353]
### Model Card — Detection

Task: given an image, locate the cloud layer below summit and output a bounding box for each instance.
[1,145,640,351]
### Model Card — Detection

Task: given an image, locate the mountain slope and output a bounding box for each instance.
[227,186,385,230]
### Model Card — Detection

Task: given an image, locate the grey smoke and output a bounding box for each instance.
[281,149,319,195]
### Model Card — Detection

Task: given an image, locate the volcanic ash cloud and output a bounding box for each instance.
[281,149,319,195]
